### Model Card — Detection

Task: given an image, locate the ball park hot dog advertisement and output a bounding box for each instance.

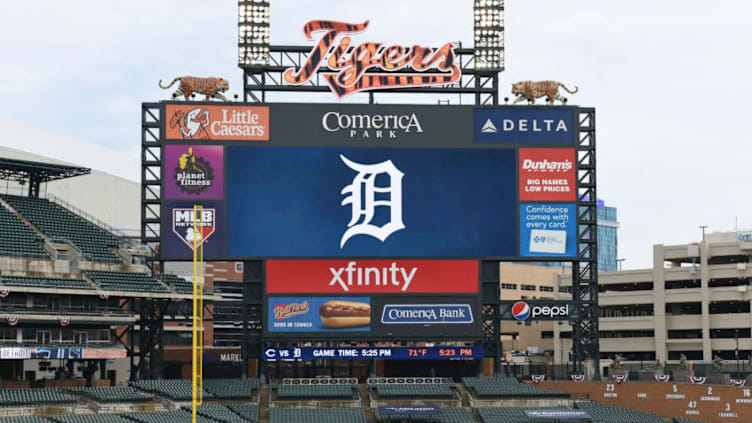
[264,259,481,339]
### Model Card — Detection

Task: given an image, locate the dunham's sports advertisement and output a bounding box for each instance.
[158,103,581,260]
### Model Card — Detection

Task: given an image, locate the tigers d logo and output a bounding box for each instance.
[174,147,215,196]
[284,20,461,98]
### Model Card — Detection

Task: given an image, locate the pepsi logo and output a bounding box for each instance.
[512,301,531,320]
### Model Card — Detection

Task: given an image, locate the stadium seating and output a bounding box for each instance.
[272,383,356,399]
[0,417,51,423]
[462,377,570,398]
[0,388,76,405]
[575,401,664,423]
[85,271,168,294]
[369,383,455,398]
[203,378,259,400]
[2,195,122,263]
[155,273,195,295]
[0,275,92,290]
[48,415,131,423]
[130,379,210,401]
[69,386,153,403]
[189,404,249,423]
[122,410,217,423]
[673,419,710,423]
[226,404,259,423]
[269,408,366,423]
[477,407,574,423]
[374,407,473,423]
[0,205,48,258]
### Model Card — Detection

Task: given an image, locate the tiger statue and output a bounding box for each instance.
[512,80,578,105]
[159,76,230,101]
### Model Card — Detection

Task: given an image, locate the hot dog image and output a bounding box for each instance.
[319,300,371,328]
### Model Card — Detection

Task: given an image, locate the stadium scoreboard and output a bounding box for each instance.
[157,101,587,341]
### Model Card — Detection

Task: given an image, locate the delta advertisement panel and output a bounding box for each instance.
[158,103,581,260]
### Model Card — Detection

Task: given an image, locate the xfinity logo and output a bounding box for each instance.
[329,261,417,292]
[381,304,473,324]
[322,112,424,139]
[480,118,568,133]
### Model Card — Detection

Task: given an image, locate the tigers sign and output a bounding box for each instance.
[283,20,461,98]
[164,104,269,141]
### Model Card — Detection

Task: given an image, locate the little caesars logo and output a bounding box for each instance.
[174,147,215,195]
[322,112,423,139]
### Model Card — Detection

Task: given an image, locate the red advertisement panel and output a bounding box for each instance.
[164,104,269,141]
[267,260,478,294]
[519,148,575,201]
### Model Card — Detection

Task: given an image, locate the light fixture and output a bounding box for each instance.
[474,0,504,71]
[238,0,270,66]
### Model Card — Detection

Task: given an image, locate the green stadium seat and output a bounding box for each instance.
[68,386,152,403]
[375,407,473,423]
[129,379,211,401]
[0,417,51,423]
[2,195,122,263]
[84,271,168,294]
[272,383,355,399]
[368,383,455,399]
[575,401,664,423]
[0,205,48,259]
[269,408,366,423]
[0,388,76,406]
[202,378,259,400]
[0,275,93,290]
[462,377,570,399]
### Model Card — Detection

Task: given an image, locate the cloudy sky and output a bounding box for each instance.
[1,1,749,269]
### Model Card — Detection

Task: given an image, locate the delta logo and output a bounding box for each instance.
[274,302,311,320]
[165,104,269,141]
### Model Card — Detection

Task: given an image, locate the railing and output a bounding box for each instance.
[45,193,130,239]
[0,304,130,315]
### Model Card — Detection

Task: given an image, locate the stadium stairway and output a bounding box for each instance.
[258,383,270,423]
[360,383,375,423]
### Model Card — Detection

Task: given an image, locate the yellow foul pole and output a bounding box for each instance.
[191,205,204,423]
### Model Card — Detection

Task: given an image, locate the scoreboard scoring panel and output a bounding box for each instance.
[262,346,483,361]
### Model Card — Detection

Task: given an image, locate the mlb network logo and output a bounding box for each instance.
[172,208,216,250]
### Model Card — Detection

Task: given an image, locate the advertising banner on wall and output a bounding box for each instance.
[519,203,576,257]
[474,108,576,144]
[161,202,224,258]
[266,260,478,294]
[518,148,576,202]
[267,296,371,333]
[163,145,224,200]
[0,347,31,360]
[372,296,479,337]
[163,104,269,141]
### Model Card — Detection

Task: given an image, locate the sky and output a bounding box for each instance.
[0,0,750,269]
